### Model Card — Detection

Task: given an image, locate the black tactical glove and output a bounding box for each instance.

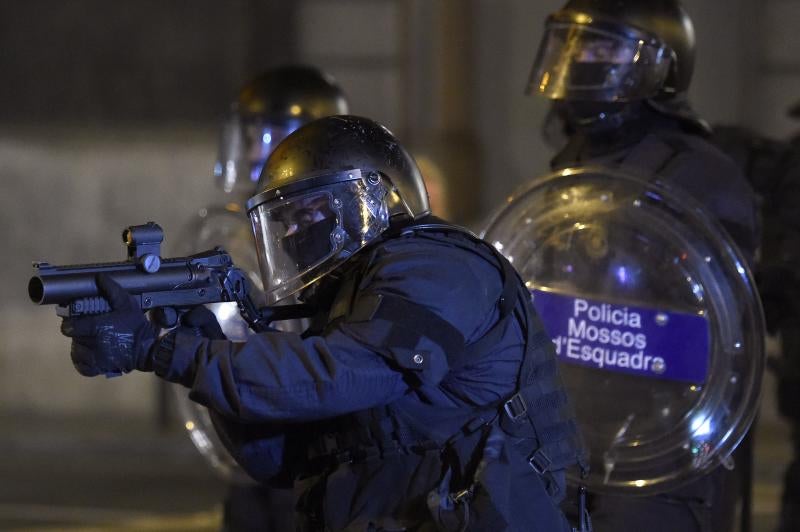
[178,306,226,340]
[60,273,159,377]
[150,305,227,384]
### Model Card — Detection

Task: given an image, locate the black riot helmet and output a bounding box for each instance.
[247,115,430,304]
[239,65,350,124]
[528,0,696,102]
[214,65,350,198]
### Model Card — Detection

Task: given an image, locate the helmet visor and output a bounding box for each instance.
[241,118,300,183]
[214,111,299,195]
[528,23,671,102]
[249,173,390,304]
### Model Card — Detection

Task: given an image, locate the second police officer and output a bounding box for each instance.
[528,0,760,530]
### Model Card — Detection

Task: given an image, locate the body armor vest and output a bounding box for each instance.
[296,220,586,530]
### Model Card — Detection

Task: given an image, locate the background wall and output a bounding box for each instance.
[0,0,795,419]
[747,0,800,138]
[0,0,297,417]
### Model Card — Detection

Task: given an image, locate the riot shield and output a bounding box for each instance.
[171,205,258,482]
[482,166,765,495]
[171,204,304,483]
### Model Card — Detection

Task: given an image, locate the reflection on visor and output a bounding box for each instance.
[254,191,341,291]
[281,217,337,270]
[214,116,301,194]
[274,194,339,271]
[250,175,391,305]
[574,35,638,64]
[243,121,301,182]
[530,23,670,101]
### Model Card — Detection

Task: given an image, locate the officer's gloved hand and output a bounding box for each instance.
[177,306,226,340]
[60,273,159,377]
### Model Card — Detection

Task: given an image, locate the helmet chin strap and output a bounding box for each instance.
[257,301,317,324]
[294,257,355,309]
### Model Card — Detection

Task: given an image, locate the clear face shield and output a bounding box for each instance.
[248,170,391,305]
[214,110,300,197]
[528,19,673,102]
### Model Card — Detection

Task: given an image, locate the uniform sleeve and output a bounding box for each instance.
[153,237,506,423]
[154,327,410,423]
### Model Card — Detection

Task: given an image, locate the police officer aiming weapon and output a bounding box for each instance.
[31,116,588,530]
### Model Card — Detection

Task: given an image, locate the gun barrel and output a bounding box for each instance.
[28,260,203,306]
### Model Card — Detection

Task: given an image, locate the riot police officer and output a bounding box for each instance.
[177,65,349,531]
[528,1,760,530]
[59,115,587,531]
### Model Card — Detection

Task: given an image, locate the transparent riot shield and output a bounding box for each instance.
[482,166,765,495]
[171,204,304,483]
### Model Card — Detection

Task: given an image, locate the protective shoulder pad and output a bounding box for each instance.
[340,291,465,386]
